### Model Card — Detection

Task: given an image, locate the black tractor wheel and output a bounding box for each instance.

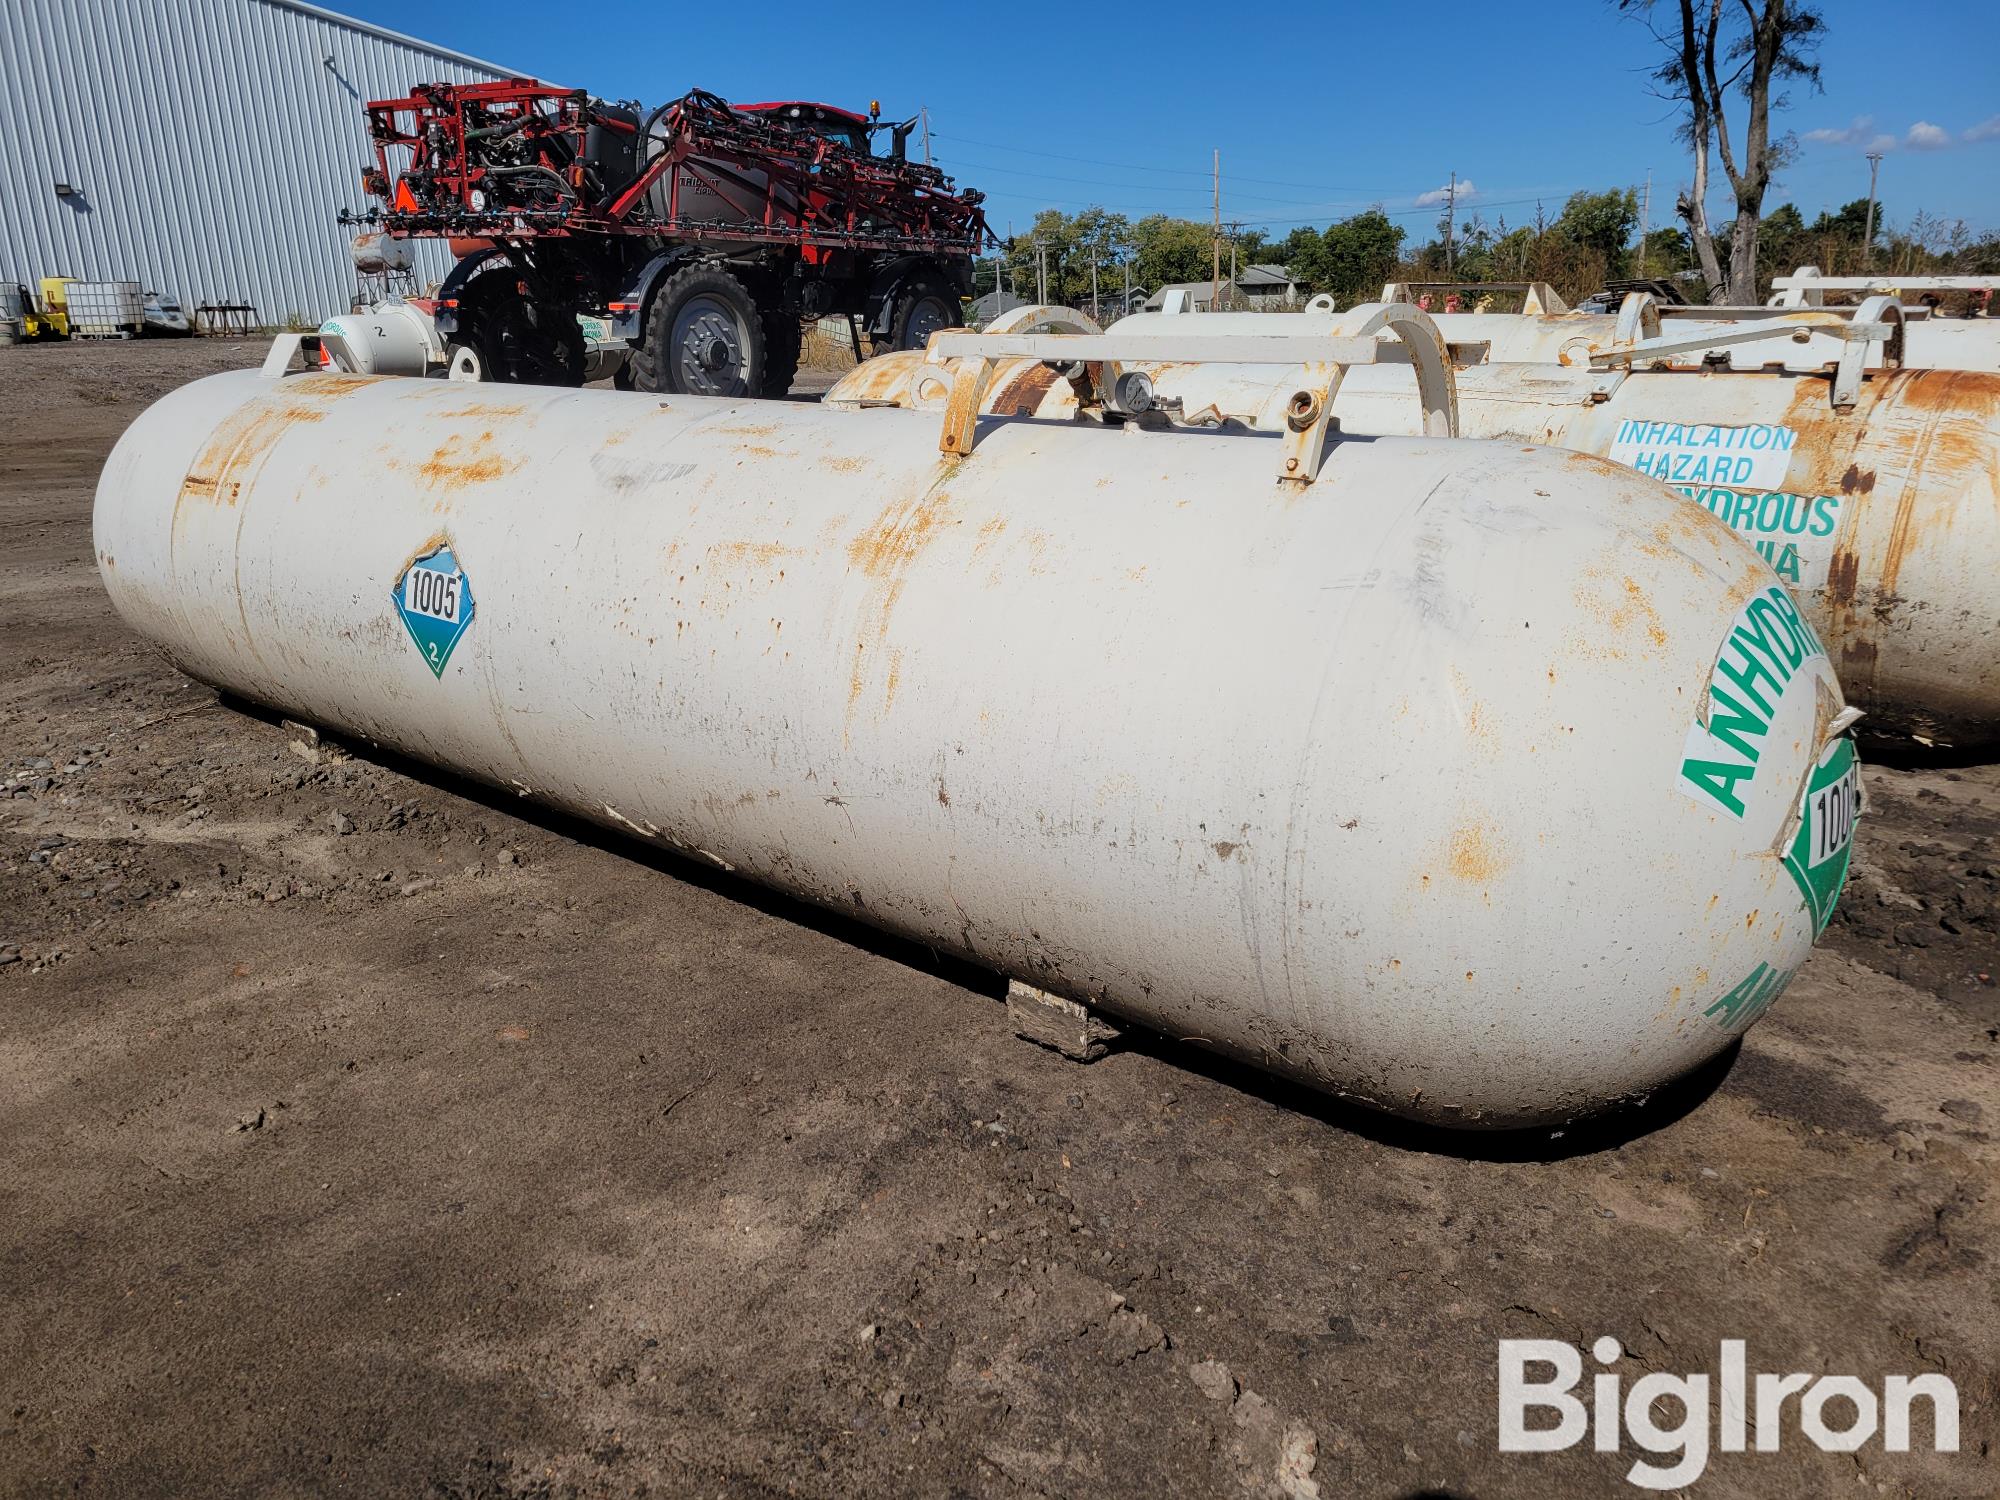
[635,263,765,397]
[760,310,803,398]
[456,275,585,387]
[881,277,961,354]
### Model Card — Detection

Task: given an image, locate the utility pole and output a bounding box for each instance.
[920,106,931,167]
[1228,220,1240,311]
[1863,151,1884,269]
[1091,252,1099,323]
[1034,239,1046,304]
[1444,171,1457,276]
[1211,148,1220,313]
[1122,257,1131,316]
[1638,169,1652,277]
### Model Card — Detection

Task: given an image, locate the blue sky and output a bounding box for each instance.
[346,0,1999,242]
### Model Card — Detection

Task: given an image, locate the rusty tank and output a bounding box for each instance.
[93,330,1862,1128]
[835,308,1999,745]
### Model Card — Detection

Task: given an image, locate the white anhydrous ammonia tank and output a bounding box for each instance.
[318,302,440,377]
[834,353,2000,745]
[1109,305,2000,374]
[95,366,1861,1126]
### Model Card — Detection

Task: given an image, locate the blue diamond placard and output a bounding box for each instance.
[393,543,475,678]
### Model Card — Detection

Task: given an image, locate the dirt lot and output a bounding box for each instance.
[2,338,1995,1498]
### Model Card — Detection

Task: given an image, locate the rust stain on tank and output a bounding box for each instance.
[1839,637,1880,694]
[178,399,327,510]
[286,373,379,401]
[1445,824,1508,885]
[1824,548,1861,609]
[707,540,801,571]
[848,483,956,582]
[1573,569,1670,655]
[410,431,520,488]
[1837,463,1876,494]
[992,361,1060,417]
[835,356,923,405]
[844,469,962,721]
[428,400,531,420]
[1872,368,1992,596]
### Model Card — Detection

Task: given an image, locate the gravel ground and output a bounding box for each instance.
[1,336,1994,1499]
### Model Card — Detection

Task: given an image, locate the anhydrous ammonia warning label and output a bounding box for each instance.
[1608,420,1845,590]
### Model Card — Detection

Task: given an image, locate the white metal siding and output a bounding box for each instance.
[0,0,519,323]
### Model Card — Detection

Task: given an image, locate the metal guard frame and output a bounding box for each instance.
[923,301,1460,486]
[1589,292,1905,411]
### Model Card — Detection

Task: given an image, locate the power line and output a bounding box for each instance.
[970,190,1584,231]
[931,131,1421,195]
[934,154,1361,210]
[938,149,1585,227]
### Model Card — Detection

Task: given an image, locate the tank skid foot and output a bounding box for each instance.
[1006,979,1121,1063]
[282,718,349,767]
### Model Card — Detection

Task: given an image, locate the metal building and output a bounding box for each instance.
[0,0,518,325]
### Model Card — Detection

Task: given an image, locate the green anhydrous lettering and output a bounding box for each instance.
[1706,964,1769,1027]
[1753,538,1799,575]
[1704,683,1770,763]
[1765,583,1824,658]
[1746,595,1805,670]
[1680,757,1756,818]
[1716,635,1782,716]
[1678,585,1831,821]
[1705,961,1795,1032]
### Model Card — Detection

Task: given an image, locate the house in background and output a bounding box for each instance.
[1140,265,1300,313]
[967,290,1027,325]
[1141,280,1220,312]
[1234,263,1301,308]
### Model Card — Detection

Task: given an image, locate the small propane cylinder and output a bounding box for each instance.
[834,341,2000,745]
[95,346,1861,1126]
[349,231,416,275]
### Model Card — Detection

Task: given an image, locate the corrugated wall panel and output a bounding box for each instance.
[0,0,518,324]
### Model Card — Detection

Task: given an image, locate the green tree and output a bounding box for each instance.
[1638,225,1695,280]
[1131,214,1215,292]
[1809,197,1872,243]
[1318,208,1405,306]
[1554,188,1640,276]
[1002,208,1072,303]
[1278,225,1332,290]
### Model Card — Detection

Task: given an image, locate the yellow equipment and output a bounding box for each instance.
[24,277,72,338]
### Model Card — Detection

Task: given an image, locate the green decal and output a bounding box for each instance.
[1782,737,1861,932]
[1678,584,1827,819]
[1704,960,1797,1034]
